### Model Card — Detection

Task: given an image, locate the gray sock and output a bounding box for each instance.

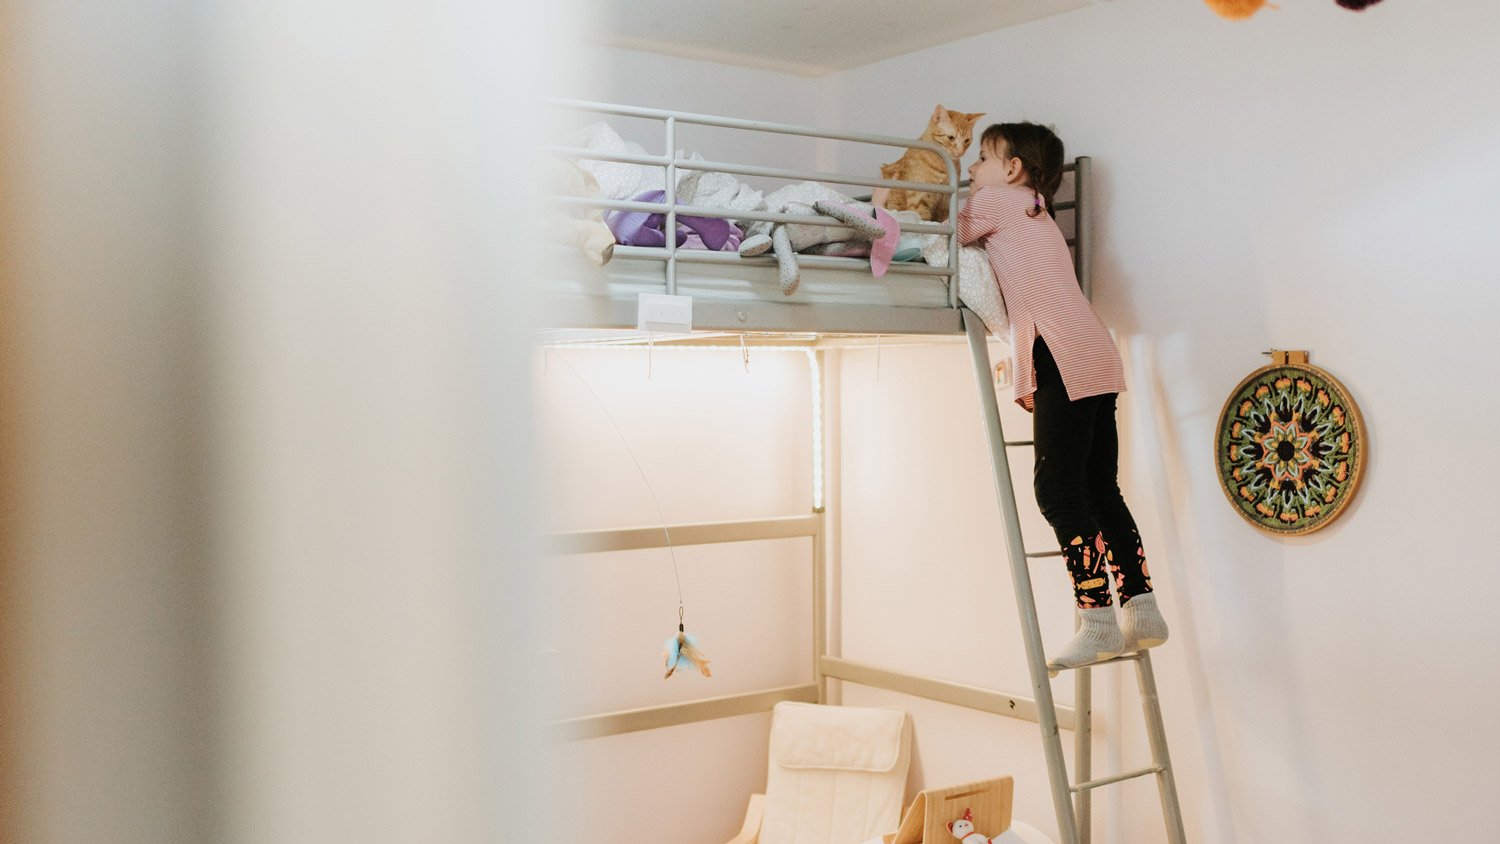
[1047,605,1123,676]
[1120,592,1169,652]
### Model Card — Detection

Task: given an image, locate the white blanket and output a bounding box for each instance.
[564,122,764,211]
[919,236,1011,341]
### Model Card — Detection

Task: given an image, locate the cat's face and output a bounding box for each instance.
[923,105,985,162]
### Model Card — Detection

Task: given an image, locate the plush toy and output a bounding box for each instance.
[948,808,999,844]
[544,158,615,267]
[738,181,902,296]
[605,189,742,252]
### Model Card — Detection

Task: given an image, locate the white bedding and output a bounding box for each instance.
[565,121,765,212]
[919,236,1010,341]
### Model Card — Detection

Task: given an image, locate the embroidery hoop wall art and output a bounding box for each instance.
[1214,350,1367,536]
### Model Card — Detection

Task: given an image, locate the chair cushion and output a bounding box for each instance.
[761,703,911,844]
[770,702,908,772]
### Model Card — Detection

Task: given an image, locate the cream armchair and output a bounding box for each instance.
[727,702,911,844]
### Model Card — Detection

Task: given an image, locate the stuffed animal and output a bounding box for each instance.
[544,158,615,267]
[605,189,742,252]
[948,808,997,844]
[738,181,901,296]
[948,808,1050,844]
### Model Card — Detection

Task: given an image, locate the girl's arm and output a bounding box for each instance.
[956,186,1002,246]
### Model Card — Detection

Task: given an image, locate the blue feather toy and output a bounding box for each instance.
[663,613,712,679]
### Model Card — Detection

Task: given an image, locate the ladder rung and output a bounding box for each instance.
[1071,765,1164,793]
[1004,439,1034,447]
[1024,550,1063,560]
[1048,652,1143,672]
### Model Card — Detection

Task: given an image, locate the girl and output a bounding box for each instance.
[957,123,1168,672]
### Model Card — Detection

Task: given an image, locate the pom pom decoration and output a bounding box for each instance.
[1206,0,1384,18]
[663,617,712,679]
[1204,0,1270,19]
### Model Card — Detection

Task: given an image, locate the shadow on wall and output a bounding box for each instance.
[1123,331,1343,843]
[1077,158,1139,338]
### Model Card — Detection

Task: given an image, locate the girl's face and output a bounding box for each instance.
[969,138,1024,190]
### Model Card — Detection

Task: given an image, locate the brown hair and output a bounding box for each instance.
[980,122,1065,218]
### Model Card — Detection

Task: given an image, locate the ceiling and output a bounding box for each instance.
[588,0,1104,77]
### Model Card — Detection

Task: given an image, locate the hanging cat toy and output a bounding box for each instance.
[548,347,712,680]
[664,605,712,679]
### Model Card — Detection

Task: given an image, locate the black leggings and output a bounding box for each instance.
[1032,334,1151,604]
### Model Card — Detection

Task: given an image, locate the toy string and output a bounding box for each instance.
[547,349,685,610]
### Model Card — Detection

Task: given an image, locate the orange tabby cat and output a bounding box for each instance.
[877,105,984,223]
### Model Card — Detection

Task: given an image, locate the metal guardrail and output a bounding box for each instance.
[548,98,964,307]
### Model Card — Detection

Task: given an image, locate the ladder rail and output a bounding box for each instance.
[1137,653,1189,844]
[1075,661,1093,841]
[963,306,1188,844]
[962,309,1080,844]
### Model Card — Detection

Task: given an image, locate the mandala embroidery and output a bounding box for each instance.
[1215,358,1365,535]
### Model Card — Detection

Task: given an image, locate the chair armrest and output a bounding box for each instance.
[725,793,765,844]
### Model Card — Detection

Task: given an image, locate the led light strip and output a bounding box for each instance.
[807,349,824,512]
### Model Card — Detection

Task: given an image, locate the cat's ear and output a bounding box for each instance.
[931,103,946,121]
[965,112,986,125]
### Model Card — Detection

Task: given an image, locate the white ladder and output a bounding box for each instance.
[961,308,1188,844]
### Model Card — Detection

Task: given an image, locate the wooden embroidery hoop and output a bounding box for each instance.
[1214,349,1368,536]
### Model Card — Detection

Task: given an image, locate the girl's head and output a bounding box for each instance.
[969,122,1065,217]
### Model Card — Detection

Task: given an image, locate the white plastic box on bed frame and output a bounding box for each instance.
[542,100,1187,844]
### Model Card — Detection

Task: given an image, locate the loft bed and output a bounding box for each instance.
[540,101,1147,844]
[545,100,1094,337]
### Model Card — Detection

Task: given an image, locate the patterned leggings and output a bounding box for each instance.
[1031,335,1152,608]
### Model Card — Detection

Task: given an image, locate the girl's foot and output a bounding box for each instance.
[1046,605,1124,677]
[1120,592,1169,652]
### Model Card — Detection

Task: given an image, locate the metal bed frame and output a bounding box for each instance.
[545,99,1091,334]
[542,101,1184,844]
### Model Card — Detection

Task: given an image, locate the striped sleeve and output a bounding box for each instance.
[956,186,1003,245]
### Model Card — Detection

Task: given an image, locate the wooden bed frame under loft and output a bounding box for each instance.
[536,101,1189,844]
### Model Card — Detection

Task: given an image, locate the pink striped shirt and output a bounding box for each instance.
[957,184,1125,413]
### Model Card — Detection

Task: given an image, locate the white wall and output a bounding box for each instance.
[828,2,1500,842]
[540,347,817,844]
[566,45,830,183]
